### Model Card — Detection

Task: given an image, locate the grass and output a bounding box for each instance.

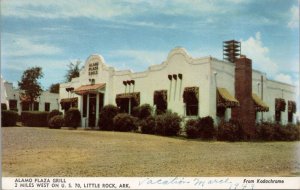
[2,126,300,176]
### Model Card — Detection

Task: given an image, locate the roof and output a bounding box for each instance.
[217,88,239,108]
[74,83,105,95]
[252,93,269,112]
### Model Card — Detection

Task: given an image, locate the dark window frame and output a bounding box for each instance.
[45,102,50,112]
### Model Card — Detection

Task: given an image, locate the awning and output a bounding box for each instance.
[288,101,296,113]
[60,97,78,103]
[217,88,239,108]
[116,92,140,106]
[252,93,269,112]
[74,83,105,95]
[275,98,286,112]
[60,97,78,109]
[183,87,199,103]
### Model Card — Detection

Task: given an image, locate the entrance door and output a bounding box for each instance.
[89,94,96,127]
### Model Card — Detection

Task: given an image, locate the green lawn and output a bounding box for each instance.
[2,127,300,176]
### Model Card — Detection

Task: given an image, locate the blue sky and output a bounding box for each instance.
[1,0,299,91]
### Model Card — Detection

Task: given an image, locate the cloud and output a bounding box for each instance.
[2,0,248,20]
[288,5,299,29]
[2,34,62,57]
[274,73,293,85]
[241,32,278,76]
[2,58,68,71]
[1,0,133,19]
[242,32,297,86]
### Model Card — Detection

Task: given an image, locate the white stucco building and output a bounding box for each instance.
[1,76,9,109]
[59,47,297,131]
[3,81,59,114]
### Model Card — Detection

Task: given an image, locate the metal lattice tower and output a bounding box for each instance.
[223,40,241,63]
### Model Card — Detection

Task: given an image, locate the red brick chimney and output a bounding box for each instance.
[231,55,256,139]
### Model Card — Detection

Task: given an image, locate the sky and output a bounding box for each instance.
[1,0,299,91]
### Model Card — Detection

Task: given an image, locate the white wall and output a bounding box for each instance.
[39,91,60,112]
[4,81,59,114]
[58,48,297,126]
[1,77,9,108]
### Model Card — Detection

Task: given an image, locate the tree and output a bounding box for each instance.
[49,83,60,93]
[65,60,81,82]
[18,67,43,110]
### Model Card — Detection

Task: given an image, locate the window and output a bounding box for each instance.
[22,102,30,111]
[275,98,286,123]
[183,87,199,116]
[116,92,140,114]
[288,101,296,123]
[45,102,50,112]
[33,102,39,111]
[217,106,226,118]
[9,99,17,110]
[275,110,281,123]
[288,112,293,123]
[154,90,167,114]
[1,103,7,110]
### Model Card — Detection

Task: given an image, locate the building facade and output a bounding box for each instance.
[3,81,59,114]
[1,76,9,109]
[59,47,297,131]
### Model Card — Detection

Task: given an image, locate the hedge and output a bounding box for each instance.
[217,119,244,142]
[185,119,199,138]
[49,115,64,129]
[197,116,215,139]
[256,122,300,141]
[64,108,81,128]
[98,105,119,131]
[156,111,182,136]
[47,109,62,123]
[2,110,18,126]
[132,104,153,119]
[113,113,138,132]
[140,116,156,134]
[21,111,49,127]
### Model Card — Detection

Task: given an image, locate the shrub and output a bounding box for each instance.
[132,104,153,119]
[185,119,199,138]
[1,110,18,126]
[198,116,215,140]
[256,123,300,141]
[257,122,273,141]
[113,113,137,132]
[21,111,49,127]
[49,115,64,129]
[274,124,300,141]
[140,116,156,134]
[98,105,119,131]
[273,124,289,141]
[47,109,62,123]
[64,108,81,128]
[156,111,182,136]
[287,125,300,141]
[217,119,244,142]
